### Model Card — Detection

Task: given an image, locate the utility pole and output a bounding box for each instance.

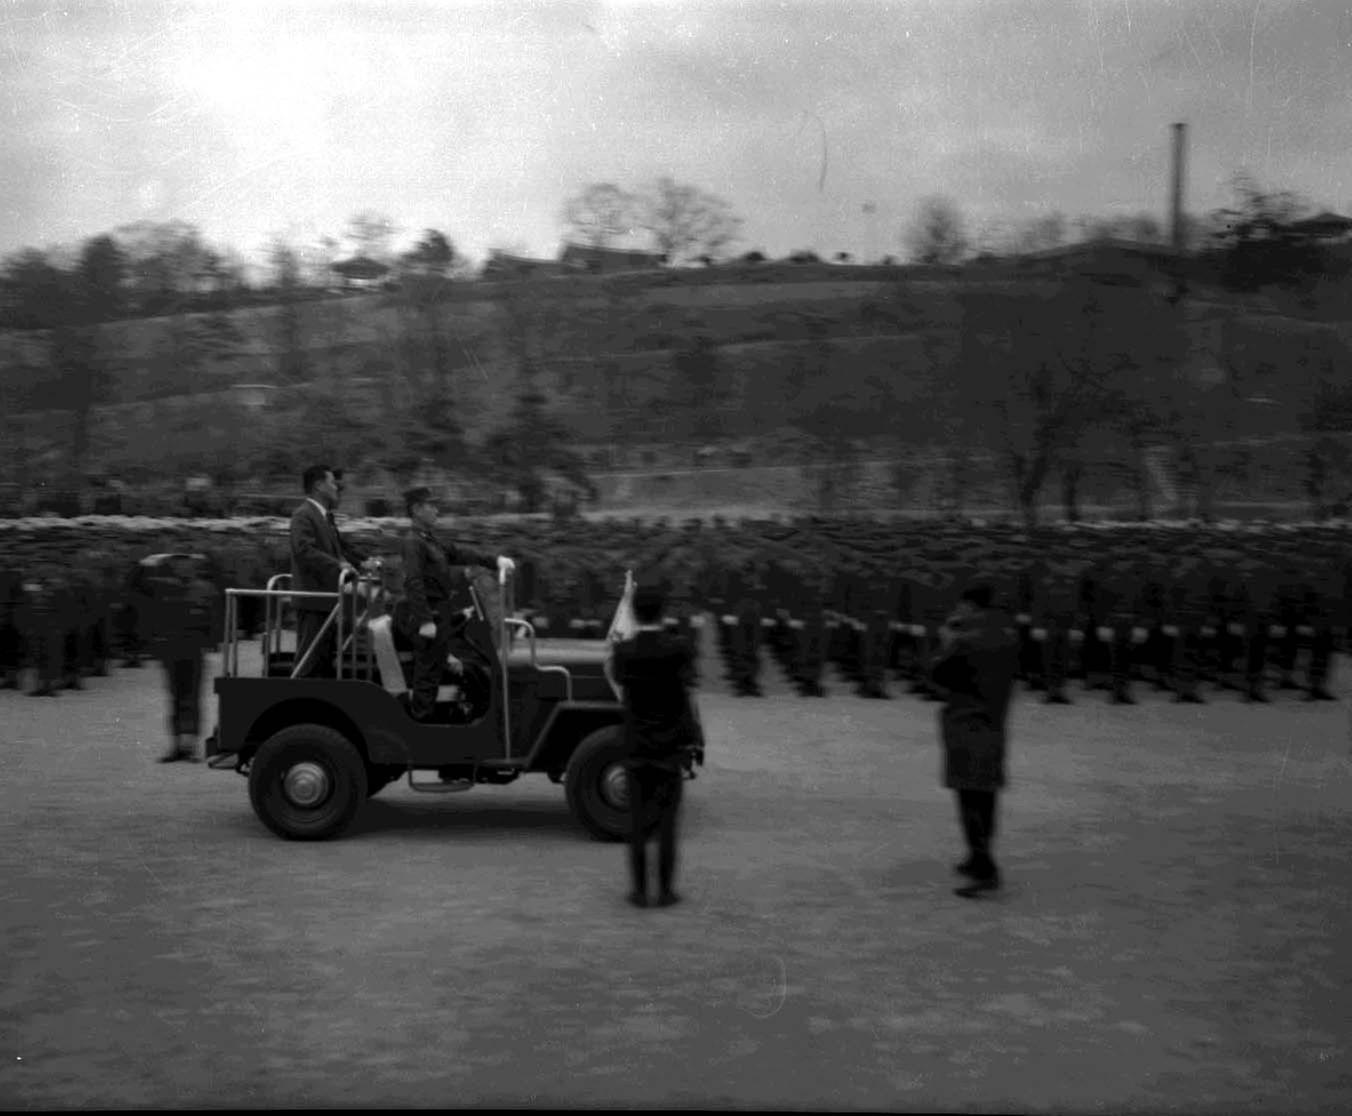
[1170,122,1187,254]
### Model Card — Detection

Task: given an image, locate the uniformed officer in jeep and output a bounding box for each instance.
[398,486,516,722]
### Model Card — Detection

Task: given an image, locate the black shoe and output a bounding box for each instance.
[29,687,56,698]
[654,891,681,908]
[158,751,182,764]
[1306,688,1335,702]
[1244,688,1269,703]
[123,659,144,669]
[1174,692,1205,704]
[1043,693,1072,705]
[1111,692,1136,705]
[955,876,1001,898]
[626,891,648,909]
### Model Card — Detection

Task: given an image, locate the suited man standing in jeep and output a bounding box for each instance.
[290,465,364,678]
[399,487,515,722]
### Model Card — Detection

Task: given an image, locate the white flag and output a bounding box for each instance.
[606,569,638,643]
[603,569,637,700]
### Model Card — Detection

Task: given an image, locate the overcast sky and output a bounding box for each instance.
[4,0,1352,268]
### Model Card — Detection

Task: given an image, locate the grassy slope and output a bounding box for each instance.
[0,264,1344,514]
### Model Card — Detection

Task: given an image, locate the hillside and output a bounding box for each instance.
[1,262,1348,516]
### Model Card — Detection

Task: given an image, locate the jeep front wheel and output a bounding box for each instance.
[565,726,660,842]
[248,724,367,841]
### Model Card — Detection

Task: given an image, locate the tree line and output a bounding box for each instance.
[1,171,1349,519]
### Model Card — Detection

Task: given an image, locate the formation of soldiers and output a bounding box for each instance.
[0,514,1347,705]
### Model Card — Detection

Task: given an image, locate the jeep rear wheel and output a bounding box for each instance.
[565,726,659,842]
[248,723,367,840]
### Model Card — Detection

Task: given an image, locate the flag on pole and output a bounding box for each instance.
[603,569,637,700]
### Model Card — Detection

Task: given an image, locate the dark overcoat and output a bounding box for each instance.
[930,608,1020,791]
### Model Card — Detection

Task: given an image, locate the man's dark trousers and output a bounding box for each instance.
[295,608,337,677]
[165,652,205,736]
[409,623,455,720]
[627,762,683,898]
[956,789,997,878]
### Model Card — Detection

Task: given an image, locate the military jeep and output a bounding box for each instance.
[208,567,703,841]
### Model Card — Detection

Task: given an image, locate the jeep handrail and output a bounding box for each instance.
[264,573,290,666]
[499,564,512,758]
[222,568,385,680]
[502,615,574,703]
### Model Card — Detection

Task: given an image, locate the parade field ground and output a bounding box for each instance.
[2,642,1351,1112]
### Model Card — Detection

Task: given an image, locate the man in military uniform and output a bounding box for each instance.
[1014,557,1046,693]
[0,566,24,690]
[1169,556,1210,704]
[18,575,66,697]
[116,557,148,668]
[1302,565,1337,702]
[791,563,830,697]
[1096,557,1141,705]
[1236,558,1275,703]
[398,487,516,722]
[132,552,223,763]
[1138,560,1173,693]
[1272,562,1307,692]
[1038,557,1080,705]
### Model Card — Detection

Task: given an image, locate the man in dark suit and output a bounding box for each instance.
[609,573,699,909]
[399,486,515,721]
[930,583,1020,899]
[290,465,367,678]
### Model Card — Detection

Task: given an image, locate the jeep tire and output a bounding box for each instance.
[248,723,367,840]
[565,726,660,842]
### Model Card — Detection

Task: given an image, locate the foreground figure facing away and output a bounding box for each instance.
[930,583,1020,898]
[608,571,703,909]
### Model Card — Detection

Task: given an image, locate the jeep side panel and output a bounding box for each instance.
[523,702,626,774]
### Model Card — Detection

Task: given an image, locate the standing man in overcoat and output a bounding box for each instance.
[608,572,699,909]
[930,583,1020,898]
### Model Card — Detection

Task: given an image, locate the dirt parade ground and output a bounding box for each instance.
[2,639,1351,1113]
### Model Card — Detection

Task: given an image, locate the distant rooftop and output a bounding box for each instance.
[1014,236,1183,263]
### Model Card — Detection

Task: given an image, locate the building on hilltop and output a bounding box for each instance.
[480,250,564,281]
[1011,236,1185,288]
[1286,211,1352,245]
[558,243,667,274]
[330,255,391,290]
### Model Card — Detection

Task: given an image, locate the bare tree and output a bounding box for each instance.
[112,220,217,314]
[269,239,308,383]
[1011,212,1068,255]
[399,229,459,277]
[561,183,639,250]
[950,278,1184,528]
[905,195,968,265]
[345,210,397,263]
[637,176,742,263]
